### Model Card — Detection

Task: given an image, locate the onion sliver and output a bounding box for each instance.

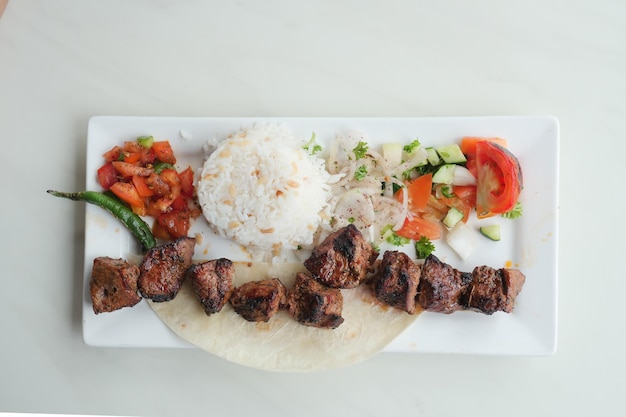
[452,165,476,186]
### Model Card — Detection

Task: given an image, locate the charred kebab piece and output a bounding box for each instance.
[138,236,196,302]
[187,258,234,315]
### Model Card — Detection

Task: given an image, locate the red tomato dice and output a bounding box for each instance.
[97,163,118,190]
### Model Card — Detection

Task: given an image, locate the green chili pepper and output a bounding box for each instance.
[47,190,156,252]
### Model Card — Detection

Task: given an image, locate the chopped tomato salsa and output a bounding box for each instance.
[97,137,200,240]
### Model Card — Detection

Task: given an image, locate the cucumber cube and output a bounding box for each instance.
[436,144,467,164]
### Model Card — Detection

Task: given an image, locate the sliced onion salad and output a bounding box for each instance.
[324,131,412,247]
[322,132,484,259]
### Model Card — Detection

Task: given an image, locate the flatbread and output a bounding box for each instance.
[148,262,418,372]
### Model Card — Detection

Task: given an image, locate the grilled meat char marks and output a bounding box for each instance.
[90,257,142,314]
[372,251,421,314]
[287,272,344,329]
[304,224,376,289]
[138,236,196,302]
[464,266,526,314]
[230,278,287,322]
[187,258,234,315]
[416,254,526,315]
[418,254,473,314]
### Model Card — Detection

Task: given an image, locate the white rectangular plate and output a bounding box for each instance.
[83,116,559,356]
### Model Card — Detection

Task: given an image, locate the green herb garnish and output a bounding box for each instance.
[501,201,523,219]
[354,165,368,180]
[353,141,369,160]
[302,132,322,155]
[413,163,439,177]
[402,168,414,180]
[415,236,435,259]
[154,161,175,174]
[403,138,421,153]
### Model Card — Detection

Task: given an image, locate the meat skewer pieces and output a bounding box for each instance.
[304,224,377,289]
[372,251,421,314]
[499,268,526,312]
[287,272,344,329]
[463,265,526,315]
[418,254,473,314]
[187,258,234,315]
[138,236,196,302]
[90,257,142,314]
[229,278,287,322]
[372,254,526,315]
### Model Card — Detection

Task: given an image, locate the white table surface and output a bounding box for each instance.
[1,1,624,416]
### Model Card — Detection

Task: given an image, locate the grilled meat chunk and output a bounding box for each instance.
[500,268,526,312]
[304,224,375,289]
[372,251,421,314]
[463,266,526,314]
[138,236,195,302]
[90,257,142,314]
[287,272,344,329]
[229,278,287,322]
[417,254,473,314]
[187,258,234,315]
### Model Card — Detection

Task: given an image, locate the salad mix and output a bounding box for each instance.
[317,133,523,260]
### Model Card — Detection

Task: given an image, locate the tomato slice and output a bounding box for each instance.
[395,173,432,212]
[460,137,508,155]
[171,195,188,211]
[151,218,173,240]
[475,141,522,218]
[152,141,176,164]
[132,175,154,198]
[406,173,432,210]
[102,145,123,163]
[396,216,442,240]
[465,154,478,178]
[112,161,152,178]
[178,166,195,197]
[110,182,145,210]
[97,162,118,190]
[122,152,141,164]
[156,209,191,239]
[123,140,143,154]
[453,185,476,202]
[461,137,508,178]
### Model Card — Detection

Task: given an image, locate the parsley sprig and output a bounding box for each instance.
[415,236,435,259]
[501,201,523,219]
[354,165,368,180]
[352,141,369,160]
[302,132,322,155]
[403,138,421,153]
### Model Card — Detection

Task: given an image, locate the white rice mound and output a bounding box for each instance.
[197,123,334,257]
